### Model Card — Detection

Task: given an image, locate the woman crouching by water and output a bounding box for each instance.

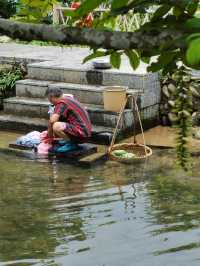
[46,87,92,144]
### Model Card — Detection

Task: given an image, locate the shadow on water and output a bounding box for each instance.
[0,150,200,266]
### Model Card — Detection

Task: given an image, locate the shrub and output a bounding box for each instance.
[0,0,16,18]
[0,63,25,109]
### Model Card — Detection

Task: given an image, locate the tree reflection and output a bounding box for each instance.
[0,158,59,262]
[0,156,90,262]
[146,173,200,234]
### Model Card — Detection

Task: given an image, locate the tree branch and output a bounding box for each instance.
[111,0,194,15]
[0,18,184,52]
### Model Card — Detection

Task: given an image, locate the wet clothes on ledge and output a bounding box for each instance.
[16,131,41,148]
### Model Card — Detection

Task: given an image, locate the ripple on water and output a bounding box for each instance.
[0,151,200,266]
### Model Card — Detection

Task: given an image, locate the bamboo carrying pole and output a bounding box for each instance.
[108,93,148,158]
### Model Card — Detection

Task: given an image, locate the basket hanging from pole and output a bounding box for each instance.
[108,93,152,163]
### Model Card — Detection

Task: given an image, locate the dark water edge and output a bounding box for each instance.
[0,150,200,266]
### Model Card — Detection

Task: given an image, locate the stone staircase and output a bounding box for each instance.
[0,59,161,137]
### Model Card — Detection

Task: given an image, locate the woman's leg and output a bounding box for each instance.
[53,122,70,141]
[53,122,88,143]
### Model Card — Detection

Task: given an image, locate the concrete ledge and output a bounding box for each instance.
[3,97,134,128]
[16,79,53,98]
[28,64,158,89]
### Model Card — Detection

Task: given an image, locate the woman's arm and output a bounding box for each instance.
[48,114,60,137]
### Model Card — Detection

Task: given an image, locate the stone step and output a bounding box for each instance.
[16,79,53,98]
[27,60,156,88]
[0,113,114,134]
[17,79,136,105]
[0,113,48,132]
[0,113,114,145]
[3,97,134,128]
[16,79,142,107]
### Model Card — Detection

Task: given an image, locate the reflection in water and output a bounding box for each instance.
[0,150,200,266]
[147,173,200,255]
[0,157,57,262]
[125,183,137,213]
[51,159,59,183]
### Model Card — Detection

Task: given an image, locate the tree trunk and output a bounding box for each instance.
[0,18,184,51]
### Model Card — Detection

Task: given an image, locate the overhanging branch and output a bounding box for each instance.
[0,18,184,52]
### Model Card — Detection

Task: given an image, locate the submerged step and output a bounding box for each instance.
[3,97,134,128]
[0,113,48,132]
[0,112,113,132]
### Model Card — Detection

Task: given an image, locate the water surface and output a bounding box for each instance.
[0,150,200,266]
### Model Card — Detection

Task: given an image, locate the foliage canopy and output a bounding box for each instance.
[0,0,16,18]
[65,0,200,72]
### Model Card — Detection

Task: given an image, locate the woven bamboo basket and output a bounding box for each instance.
[108,94,152,163]
[109,143,152,164]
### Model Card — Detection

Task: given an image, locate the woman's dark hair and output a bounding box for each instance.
[46,87,63,98]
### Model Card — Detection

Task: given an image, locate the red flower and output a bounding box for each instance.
[70,2,93,27]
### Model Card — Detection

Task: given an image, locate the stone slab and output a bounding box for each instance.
[9,142,34,150]
[16,79,142,106]
[3,97,134,128]
[0,113,48,132]
[16,79,54,98]
[133,125,200,154]
[28,63,158,88]
[0,113,114,144]
[0,43,149,74]
[78,152,108,167]
[50,82,106,105]
[9,141,98,159]
[0,129,108,166]
[16,79,105,104]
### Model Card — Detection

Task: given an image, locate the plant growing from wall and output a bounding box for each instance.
[163,69,192,170]
[161,68,200,170]
[0,64,25,109]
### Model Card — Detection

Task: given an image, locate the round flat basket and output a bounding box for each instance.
[109,143,152,164]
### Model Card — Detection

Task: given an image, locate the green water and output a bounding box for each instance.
[0,150,200,266]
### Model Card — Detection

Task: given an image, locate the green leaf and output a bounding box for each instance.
[110,52,121,69]
[168,100,176,107]
[103,16,117,30]
[82,50,107,64]
[173,6,183,17]
[147,52,177,72]
[62,9,76,18]
[185,18,200,30]
[186,33,200,44]
[75,0,106,18]
[125,50,140,70]
[141,57,150,64]
[189,85,200,97]
[147,63,161,72]
[186,1,199,15]
[152,5,171,21]
[186,37,200,67]
[111,0,129,10]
